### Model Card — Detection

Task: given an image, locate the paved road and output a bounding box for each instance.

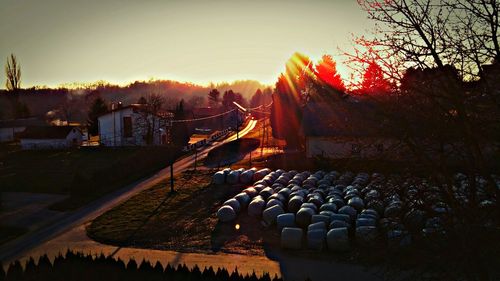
[0,119,258,263]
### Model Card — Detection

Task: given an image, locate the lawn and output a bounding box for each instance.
[0,146,182,211]
[87,170,277,255]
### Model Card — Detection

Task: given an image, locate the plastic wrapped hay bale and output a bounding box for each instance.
[266,198,284,209]
[239,169,255,184]
[327,227,350,251]
[348,197,365,211]
[338,205,357,221]
[329,220,351,230]
[356,218,376,227]
[281,227,303,250]
[226,170,241,185]
[248,196,266,216]
[277,213,296,230]
[319,203,337,213]
[243,187,259,198]
[288,195,304,213]
[259,187,274,200]
[213,171,226,185]
[307,228,327,250]
[262,204,285,225]
[308,221,326,231]
[356,226,378,245]
[331,214,351,223]
[234,193,251,208]
[311,214,330,225]
[223,198,241,213]
[296,207,315,228]
[217,205,236,222]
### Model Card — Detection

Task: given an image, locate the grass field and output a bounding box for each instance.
[87,170,277,255]
[0,146,181,211]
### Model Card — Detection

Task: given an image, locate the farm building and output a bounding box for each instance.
[302,101,408,159]
[98,103,174,146]
[0,117,46,143]
[19,126,83,150]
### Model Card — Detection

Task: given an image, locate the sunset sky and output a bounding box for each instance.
[0,0,374,88]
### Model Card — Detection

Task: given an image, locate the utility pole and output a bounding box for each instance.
[194,148,198,171]
[261,117,265,158]
[170,162,174,193]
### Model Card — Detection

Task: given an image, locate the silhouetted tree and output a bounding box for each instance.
[137,96,147,104]
[208,89,221,107]
[358,60,392,95]
[315,54,346,92]
[5,54,21,93]
[171,99,190,146]
[87,97,108,136]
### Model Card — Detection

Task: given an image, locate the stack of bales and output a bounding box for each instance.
[215,169,499,252]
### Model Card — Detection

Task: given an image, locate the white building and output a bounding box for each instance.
[0,117,46,143]
[19,126,83,150]
[303,102,409,159]
[98,104,173,146]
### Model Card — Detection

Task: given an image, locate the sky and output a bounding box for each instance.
[0,0,374,89]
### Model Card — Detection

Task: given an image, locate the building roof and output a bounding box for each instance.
[99,104,174,118]
[0,117,46,128]
[19,126,81,139]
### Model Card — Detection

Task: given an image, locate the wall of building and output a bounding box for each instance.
[306,136,407,159]
[98,108,170,147]
[0,126,26,142]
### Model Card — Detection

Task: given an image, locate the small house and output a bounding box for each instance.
[98,104,173,146]
[302,101,407,159]
[0,117,46,143]
[19,126,83,150]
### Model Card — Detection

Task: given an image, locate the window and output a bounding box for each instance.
[351,144,361,155]
[123,117,133,137]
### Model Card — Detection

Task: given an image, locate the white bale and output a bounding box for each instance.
[338,205,357,221]
[311,214,330,225]
[281,227,303,250]
[239,169,255,184]
[223,198,241,213]
[331,214,351,223]
[308,221,326,231]
[259,187,274,199]
[266,198,284,209]
[277,213,296,230]
[296,207,315,228]
[243,187,258,198]
[213,171,226,185]
[222,168,231,175]
[329,220,351,229]
[356,218,376,227]
[348,197,365,211]
[262,204,285,225]
[307,229,327,250]
[248,198,266,216]
[226,170,241,185]
[217,205,236,222]
[319,203,337,213]
[234,193,251,208]
[288,196,304,213]
[356,226,378,245]
[327,227,350,251]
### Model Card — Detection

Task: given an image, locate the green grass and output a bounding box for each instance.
[0,146,182,211]
[86,170,269,255]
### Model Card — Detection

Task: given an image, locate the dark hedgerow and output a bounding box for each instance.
[0,250,285,281]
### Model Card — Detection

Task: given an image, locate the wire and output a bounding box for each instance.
[171,109,237,123]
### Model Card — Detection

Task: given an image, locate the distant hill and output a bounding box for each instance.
[0,79,271,122]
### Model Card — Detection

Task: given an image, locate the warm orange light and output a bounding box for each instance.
[235,224,240,230]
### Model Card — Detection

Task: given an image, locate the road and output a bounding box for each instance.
[0,119,258,263]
